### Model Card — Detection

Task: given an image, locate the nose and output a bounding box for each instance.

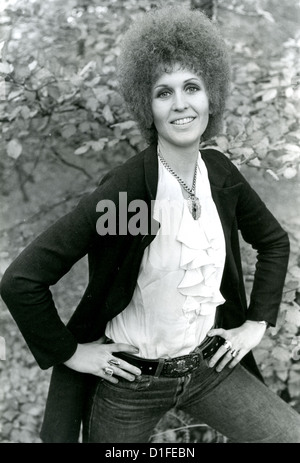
[172,90,188,111]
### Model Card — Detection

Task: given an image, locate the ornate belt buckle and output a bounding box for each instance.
[173,359,190,374]
[167,354,199,377]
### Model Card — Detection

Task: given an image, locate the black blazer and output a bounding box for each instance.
[0,144,290,442]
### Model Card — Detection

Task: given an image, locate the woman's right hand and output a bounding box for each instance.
[63,339,142,384]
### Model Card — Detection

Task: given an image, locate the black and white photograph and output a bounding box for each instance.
[0,0,300,446]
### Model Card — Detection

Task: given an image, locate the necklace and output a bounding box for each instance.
[157,148,201,220]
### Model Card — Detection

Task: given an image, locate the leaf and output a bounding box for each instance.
[0,62,12,74]
[287,131,300,142]
[284,102,297,117]
[79,60,96,77]
[0,336,5,360]
[111,121,137,131]
[24,90,36,102]
[86,97,99,112]
[285,307,300,326]
[286,280,300,291]
[6,139,22,159]
[214,136,229,152]
[74,144,90,155]
[230,146,254,159]
[8,106,22,120]
[254,137,269,158]
[256,7,275,23]
[262,88,278,102]
[249,131,265,145]
[28,60,38,71]
[78,122,90,133]
[283,167,298,179]
[48,85,60,101]
[276,369,288,382]
[272,346,290,363]
[61,125,76,139]
[93,87,109,105]
[284,143,300,156]
[85,76,101,88]
[266,169,279,181]
[289,265,300,281]
[288,371,300,398]
[248,157,261,168]
[8,90,23,101]
[282,288,297,304]
[102,104,114,124]
[285,87,294,98]
[107,139,119,148]
[253,348,269,365]
[90,140,106,151]
[108,91,123,107]
[20,106,31,120]
[0,41,5,59]
[129,131,143,148]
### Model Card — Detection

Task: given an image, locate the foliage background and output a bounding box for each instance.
[0,0,299,443]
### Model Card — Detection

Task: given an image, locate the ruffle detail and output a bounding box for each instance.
[177,189,225,320]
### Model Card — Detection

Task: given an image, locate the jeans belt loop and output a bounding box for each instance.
[154,358,165,378]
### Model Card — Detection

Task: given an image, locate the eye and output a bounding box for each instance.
[156,89,171,99]
[185,85,200,94]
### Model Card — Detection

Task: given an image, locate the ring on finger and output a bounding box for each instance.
[223,340,232,351]
[104,367,114,376]
[230,349,239,358]
[108,358,120,366]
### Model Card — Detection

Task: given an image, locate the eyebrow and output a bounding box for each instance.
[153,77,201,89]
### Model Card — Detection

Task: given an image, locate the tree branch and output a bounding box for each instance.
[51,147,93,180]
[0,190,87,236]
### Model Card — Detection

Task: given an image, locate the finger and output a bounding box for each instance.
[109,365,140,382]
[102,363,138,382]
[228,351,244,369]
[94,364,119,383]
[207,328,226,338]
[93,335,107,345]
[107,343,140,354]
[215,351,233,372]
[208,342,232,368]
[102,374,119,384]
[109,356,142,376]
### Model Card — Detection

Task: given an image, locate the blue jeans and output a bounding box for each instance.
[85,354,300,443]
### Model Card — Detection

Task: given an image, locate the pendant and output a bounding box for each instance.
[187,195,201,220]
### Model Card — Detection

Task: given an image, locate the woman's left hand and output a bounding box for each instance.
[207,321,267,372]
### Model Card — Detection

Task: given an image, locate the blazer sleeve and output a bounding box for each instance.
[227,159,290,326]
[0,175,118,369]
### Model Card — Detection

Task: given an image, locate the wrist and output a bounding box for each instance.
[245,320,269,329]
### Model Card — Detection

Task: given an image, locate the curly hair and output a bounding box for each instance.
[117,5,231,144]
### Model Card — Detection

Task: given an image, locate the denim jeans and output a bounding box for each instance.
[85,353,300,443]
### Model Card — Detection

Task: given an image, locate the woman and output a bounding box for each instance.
[1,6,300,443]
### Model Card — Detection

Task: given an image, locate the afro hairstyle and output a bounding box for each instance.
[117,5,231,144]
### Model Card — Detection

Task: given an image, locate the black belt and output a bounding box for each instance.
[113,335,225,378]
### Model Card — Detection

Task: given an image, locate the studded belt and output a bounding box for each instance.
[113,335,225,378]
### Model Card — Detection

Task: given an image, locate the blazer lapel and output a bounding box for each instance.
[201,150,242,246]
[144,143,159,200]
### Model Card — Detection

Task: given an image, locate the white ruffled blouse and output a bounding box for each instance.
[105,152,226,359]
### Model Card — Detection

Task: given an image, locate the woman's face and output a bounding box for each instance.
[151,66,210,150]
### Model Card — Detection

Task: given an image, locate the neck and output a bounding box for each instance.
[157,139,199,177]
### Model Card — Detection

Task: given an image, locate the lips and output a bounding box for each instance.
[171,117,196,125]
